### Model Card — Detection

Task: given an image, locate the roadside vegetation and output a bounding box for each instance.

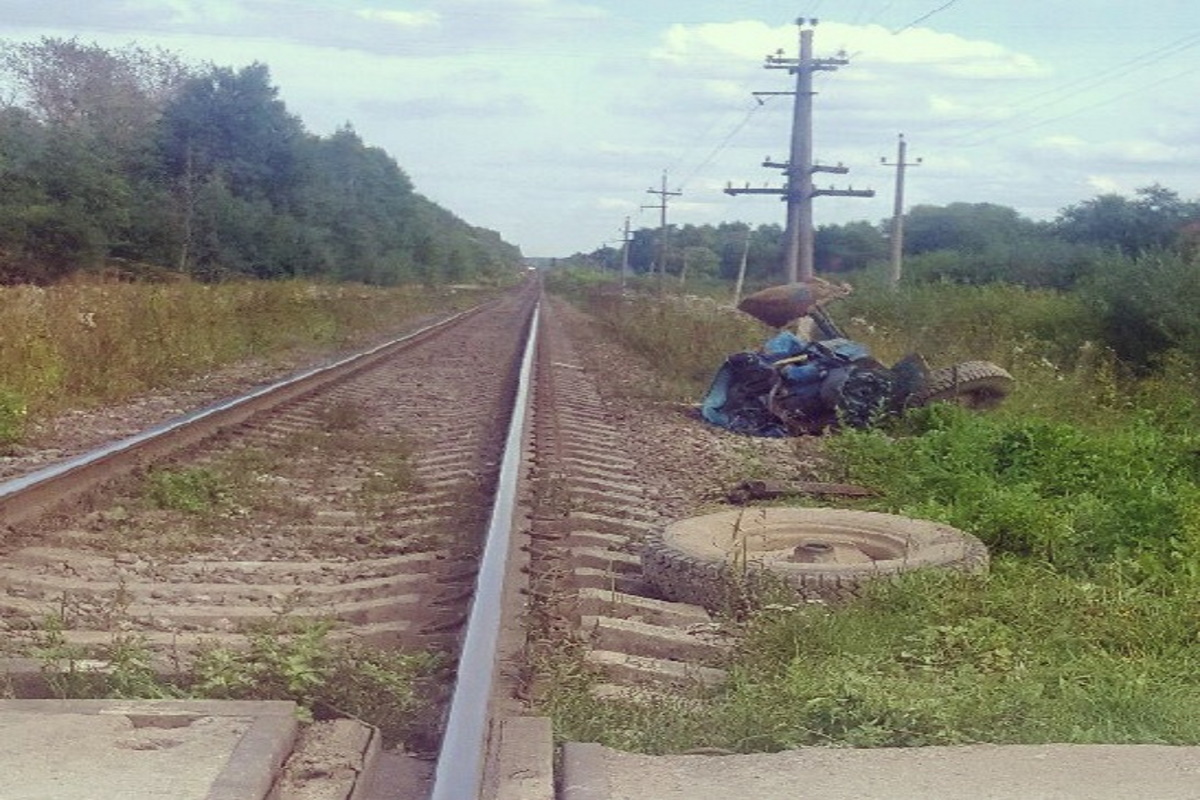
[0,279,491,447]
[542,227,1200,751]
[0,36,523,445]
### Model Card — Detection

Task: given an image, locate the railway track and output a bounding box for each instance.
[0,283,731,799]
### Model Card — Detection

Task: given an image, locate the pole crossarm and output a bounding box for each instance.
[725,185,874,199]
[813,187,876,198]
[761,159,849,175]
[725,185,786,196]
[765,56,848,73]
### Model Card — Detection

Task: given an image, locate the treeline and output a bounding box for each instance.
[573,184,1200,369]
[578,184,1200,290]
[0,38,522,285]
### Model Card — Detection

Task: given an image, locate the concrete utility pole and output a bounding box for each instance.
[619,216,632,289]
[726,19,874,283]
[881,133,921,288]
[732,227,751,305]
[644,171,681,279]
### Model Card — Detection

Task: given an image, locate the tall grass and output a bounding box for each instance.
[546,269,766,401]
[839,278,1100,365]
[0,279,478,443]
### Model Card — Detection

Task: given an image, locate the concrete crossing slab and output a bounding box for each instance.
[562,741,1200,800]
[0,699,298,800]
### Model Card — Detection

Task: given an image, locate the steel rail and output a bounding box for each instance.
[428,299,540,800]
[0,305,483,527]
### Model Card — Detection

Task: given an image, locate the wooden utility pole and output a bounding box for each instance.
[881,133,921,288]
[644,171,681,279]
[726,19,873,283]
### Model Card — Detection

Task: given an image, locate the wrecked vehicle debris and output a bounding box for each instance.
[700,283,1014,436]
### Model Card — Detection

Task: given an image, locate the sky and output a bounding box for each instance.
[1,1,1198,257]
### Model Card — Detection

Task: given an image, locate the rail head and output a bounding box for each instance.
[428,299,540,800]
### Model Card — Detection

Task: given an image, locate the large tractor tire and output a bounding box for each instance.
[911,360,1013,410]
[641,507,989,612]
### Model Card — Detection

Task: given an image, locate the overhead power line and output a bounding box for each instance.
[946,30,1200,146]
[961,64,1200,146]
[891,0,962,34]
[864,0,898,26]
[674,98,773,191]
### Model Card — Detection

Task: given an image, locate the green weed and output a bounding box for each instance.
[546,563,1200,752]
[549,279,765,402]
[0,386,28,446]
[189,620,442,744]
[828,407,1200,583]
[19,611,441,748]
[144,466,231,513]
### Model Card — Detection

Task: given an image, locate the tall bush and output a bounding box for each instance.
[1079,249,1200,368]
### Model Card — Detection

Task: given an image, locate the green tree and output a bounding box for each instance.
[1080,248,1200,367]
[0,39,522,285]
[1054,185,1200,256]
[904,203,1038,255]
[897,202,1100,288]
[626,227,659,275]
[1,37,190,165]
[680,245,719,283]
[160,63,309,276]
[816,220,887,273]
[0,38,190,277]
[160,63,304,205]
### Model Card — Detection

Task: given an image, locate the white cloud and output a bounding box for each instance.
[355,8,440,29]
[650,20,1047,81]
[927,93,1011,122]
[361,93,536,120]
[1086,175,1124,195]
[855,25,1046,80]
[596,196,636,211]
[1035,135,1191,165]
[651,20,787,65]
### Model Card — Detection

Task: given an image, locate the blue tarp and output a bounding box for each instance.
[700,332,872,437]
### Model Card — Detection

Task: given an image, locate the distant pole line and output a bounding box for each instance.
[619,216,631,289]
[881,133,922,288]
[643,170,682,281]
